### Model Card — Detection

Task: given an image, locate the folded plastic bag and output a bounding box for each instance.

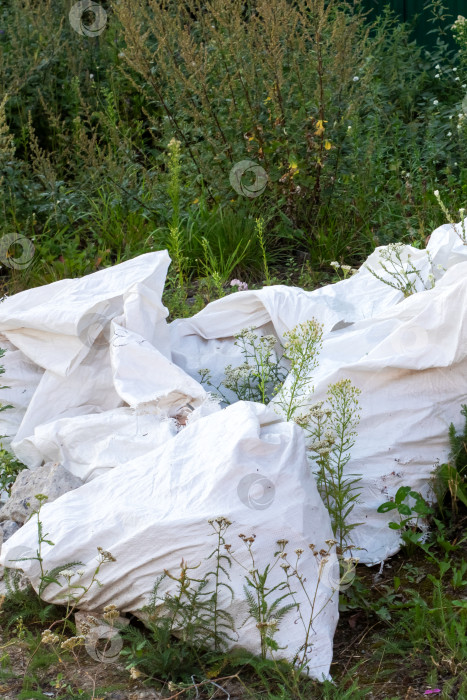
[1,401,339,679]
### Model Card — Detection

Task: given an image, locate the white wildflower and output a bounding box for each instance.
[317,447,331,456]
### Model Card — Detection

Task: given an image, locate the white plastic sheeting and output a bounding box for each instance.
[170,223,467,563]
[0,218,467,676]
[0,251,206,469]
[2,401,339,678]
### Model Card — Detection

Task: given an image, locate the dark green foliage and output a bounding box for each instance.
[120,572,233,683]
[434,405,467,518]
[0,0,466,294]
[448,403,467,473]
[1,570,64,629]
[0,445,27,496]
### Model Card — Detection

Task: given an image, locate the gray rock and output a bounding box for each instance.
[0,520,20,541]
[129,692,162,700]
[0,462,83,524]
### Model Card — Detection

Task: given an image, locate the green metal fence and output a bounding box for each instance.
[361,1,464,47]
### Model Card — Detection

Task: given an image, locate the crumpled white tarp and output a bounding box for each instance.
[2,401,339,679]
[0,251,206,468]
[0,218,467,676]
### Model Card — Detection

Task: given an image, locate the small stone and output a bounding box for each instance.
[0,462,83,524]
[0,520,20,541]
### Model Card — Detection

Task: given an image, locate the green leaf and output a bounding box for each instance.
[388,521,402,530]
[377,501,398,513]
[395,486,411,504]
[397,504,412,516]
[376,606,391,621]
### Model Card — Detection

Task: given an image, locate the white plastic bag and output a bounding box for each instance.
[1,402,339,679]
[1,217,466,678]
[170,224,467,563]
[0,251,206,470]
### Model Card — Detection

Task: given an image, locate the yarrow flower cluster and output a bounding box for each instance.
[41,629,60,645]
[61,635,85,651]
[223,363,252,390]
[208,516,232,529]
[294,400,333,428]
[330,261,358,278]
[97,546,116,563]
[103,603,120,622]
[130,667,144,679]
[308,431,336,457]
[239,532,257,545]
[58,569,74,581]
[75,614,101,638]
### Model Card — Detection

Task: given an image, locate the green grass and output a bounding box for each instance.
[0,0,466,299]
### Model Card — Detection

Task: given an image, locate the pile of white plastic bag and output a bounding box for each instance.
[0,217,466,679]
